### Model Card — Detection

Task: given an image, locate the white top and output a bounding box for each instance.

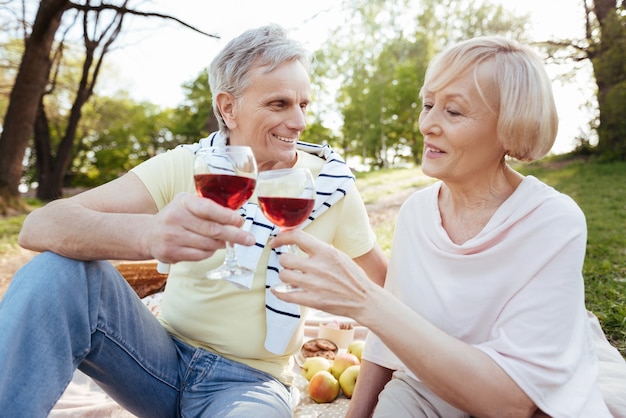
[364,176,611,417]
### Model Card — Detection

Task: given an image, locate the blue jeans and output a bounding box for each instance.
[0,252,291,417]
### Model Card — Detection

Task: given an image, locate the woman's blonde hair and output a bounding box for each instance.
[421,36,558,162]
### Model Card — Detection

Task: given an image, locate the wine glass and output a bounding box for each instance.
[193,146,258,280]
[257,167,316,293]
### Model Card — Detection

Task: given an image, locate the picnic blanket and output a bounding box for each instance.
[50,302,362,418]
[50,297,626,418]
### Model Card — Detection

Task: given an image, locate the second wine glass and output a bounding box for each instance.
[257,167,316,293]
[193,145,257,281]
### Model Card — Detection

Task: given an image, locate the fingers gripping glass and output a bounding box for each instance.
[257,168,315,293]
[193,146,258,280]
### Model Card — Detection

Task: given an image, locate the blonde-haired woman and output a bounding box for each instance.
[271,36,621,417]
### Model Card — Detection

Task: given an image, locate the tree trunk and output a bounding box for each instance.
[33,99,57,200]
[588,0,626,160]
[36,6,125,200]
[0,0,70,213]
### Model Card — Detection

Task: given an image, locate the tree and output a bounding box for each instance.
[170,68,218,143]
[65,65,222,189]
[0,38,24,123]
[317,0,427,168]
[33,2,130,200]
[301,118,338,149]
[0,0,68,215]
[68,93,176,187]
[0,0,217,214]
[586,0,626,160]
[377,35,429,166]
[543,0,626,161]
[322,0,528,169]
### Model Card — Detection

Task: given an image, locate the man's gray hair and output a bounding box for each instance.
[209,24,312,134]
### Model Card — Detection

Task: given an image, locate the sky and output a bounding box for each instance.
[103,0,594,155]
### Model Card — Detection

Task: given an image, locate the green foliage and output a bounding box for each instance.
[5,0,623,197]
[68,66,218,188]
[597,81,626,161]
[0,214,26,253]
[0,198,40,252]
[592,9,626,90]
[321,0,530,169]
[375,36,430,165]
[0,38,24,122]
[70,94,178,186]
[415,0,530,49]
[170,68,216,141]
[300,119,338,147]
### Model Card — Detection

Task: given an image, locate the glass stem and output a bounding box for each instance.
[224,241,237,269]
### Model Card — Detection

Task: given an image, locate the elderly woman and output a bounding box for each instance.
[271,36,618,417]
[0,25,386,417]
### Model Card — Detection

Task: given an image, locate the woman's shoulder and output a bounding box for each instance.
[520,176,584,216]
[508,176,587,235]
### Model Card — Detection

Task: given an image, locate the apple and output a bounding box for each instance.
[307,370,340,403]
[338,364,360,398]
[347,340,365,362]
[329,352,360,380]
[301,356,332,381]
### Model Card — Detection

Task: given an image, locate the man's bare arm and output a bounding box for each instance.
[19,172,254,262]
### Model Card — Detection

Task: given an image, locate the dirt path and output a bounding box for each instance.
[0,246,38,298]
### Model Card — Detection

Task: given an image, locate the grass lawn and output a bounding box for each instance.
[0,196,42,255]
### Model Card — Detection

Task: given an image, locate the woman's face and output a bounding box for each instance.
[225,60,311,172]
[419,62,505,185]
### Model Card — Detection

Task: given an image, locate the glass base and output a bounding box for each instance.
[205,264,255,281]
[271,282,303,293]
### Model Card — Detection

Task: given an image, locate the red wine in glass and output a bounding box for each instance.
[194,173,256,210]
[193,146,258,281]
[257,197,314,229]
[257,167,316,293]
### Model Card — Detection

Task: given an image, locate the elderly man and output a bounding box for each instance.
[0,24,386,417]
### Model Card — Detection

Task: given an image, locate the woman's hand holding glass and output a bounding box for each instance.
[257,167,315,293]
[268,229,379,319]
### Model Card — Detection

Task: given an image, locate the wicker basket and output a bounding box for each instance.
[113,260,167,298]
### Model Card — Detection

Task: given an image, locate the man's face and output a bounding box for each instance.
[226,60,311,171]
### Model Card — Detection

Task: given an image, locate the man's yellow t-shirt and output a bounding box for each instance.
[131,146,375,384]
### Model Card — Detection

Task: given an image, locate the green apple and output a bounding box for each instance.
[347,340,365,362]
[329,352,360,380]
[307,370,340,403]
[338,364,360,398]
[301,356,332,381]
